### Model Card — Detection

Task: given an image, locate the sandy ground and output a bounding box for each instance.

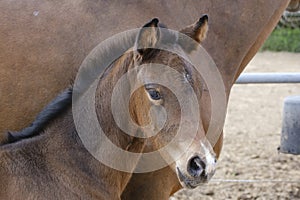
[171,52,300,200]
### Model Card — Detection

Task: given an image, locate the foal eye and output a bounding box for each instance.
[185,72,192,83]
[147,89,162,100]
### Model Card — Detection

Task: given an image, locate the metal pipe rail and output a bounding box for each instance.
[236,73,300,84]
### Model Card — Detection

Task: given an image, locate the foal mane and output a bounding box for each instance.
[0,88,72,145]
[0,46,137,146]
[0,50,136,146]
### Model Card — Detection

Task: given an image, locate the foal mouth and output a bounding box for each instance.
[176,167,209,189]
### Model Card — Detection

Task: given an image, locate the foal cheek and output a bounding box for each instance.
[129,89,152,127]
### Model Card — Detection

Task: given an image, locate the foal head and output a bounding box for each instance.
[127,15,217,188]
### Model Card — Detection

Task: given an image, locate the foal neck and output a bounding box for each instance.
[39,108,133,199]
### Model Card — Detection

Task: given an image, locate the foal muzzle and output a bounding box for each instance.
[176,154,216,189]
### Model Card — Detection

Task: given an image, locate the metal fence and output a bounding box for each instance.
[277,11,300,28]
[236,73,300,84]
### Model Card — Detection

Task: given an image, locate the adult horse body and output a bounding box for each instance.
[0,0,290,135]
[0,0,293,199]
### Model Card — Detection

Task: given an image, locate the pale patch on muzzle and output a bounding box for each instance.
[175,138,217,189]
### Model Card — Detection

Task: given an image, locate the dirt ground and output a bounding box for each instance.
[171,52,300,200]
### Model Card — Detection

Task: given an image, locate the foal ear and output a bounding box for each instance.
[179,15,208,52]
[135,18,160,55]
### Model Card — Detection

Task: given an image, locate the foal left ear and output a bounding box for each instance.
[135,18,160,55]
[179,15,209,52]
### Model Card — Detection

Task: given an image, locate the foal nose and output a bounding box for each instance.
[187,156,206,177]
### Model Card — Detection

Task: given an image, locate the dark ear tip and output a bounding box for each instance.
[143,18,159,28]
[199,14,208,23]
[151,18,159,26]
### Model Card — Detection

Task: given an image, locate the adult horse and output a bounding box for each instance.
[0,0,295,199]
[0,17,216,199]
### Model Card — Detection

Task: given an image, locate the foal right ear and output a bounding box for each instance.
[135,18,160,55]
[179,15,209,52]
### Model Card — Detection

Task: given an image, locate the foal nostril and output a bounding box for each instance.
[188,156,206,177]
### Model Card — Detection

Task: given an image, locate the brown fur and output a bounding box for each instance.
[0,111,129,199]
[0,17,211,199]
[0,52,143,200]
[0,0,292,199]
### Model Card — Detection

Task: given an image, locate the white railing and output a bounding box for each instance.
[236,73,300,84]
